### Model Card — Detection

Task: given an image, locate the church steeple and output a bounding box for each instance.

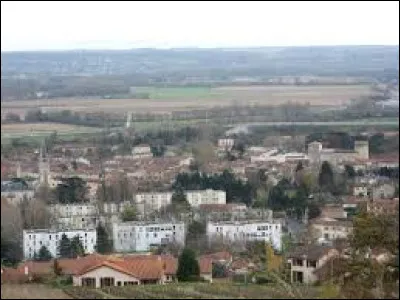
[39,139,50,186]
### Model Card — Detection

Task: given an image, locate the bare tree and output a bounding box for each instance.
[19,198,53,229]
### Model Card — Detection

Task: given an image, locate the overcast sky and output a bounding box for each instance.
[1,1,399,51]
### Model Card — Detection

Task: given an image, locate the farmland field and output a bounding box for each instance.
[1,85,373,115]
[1,123,102,144]
[1,123,101,137]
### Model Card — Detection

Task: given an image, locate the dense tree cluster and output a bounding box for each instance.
[173,170,253,206]
[55,177,89,204]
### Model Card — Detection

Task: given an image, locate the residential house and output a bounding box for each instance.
[367,198,399,215]
[320,205,348,219]
[372,183,396,200]
[309,217,353,243]
[73,256,165,287]
[198,256,213,282]
[287,245,339,284]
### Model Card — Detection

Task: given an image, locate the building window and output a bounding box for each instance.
[82,277,96,288]
[292,271,304,284]
[292,259,303,267]
[307,260,317,268]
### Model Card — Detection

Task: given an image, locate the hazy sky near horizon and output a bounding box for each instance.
[1,1,399,51]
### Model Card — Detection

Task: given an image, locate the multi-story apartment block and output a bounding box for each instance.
[185,189,226,208]
[23,228,97,259]
[112,221,186,252]
[134,192,173,215]
[49,204,98,229]
[207,220,282,251]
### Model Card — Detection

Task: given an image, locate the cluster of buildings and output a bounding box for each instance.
[1,131,398,289]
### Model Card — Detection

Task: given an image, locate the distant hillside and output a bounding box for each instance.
[1,46,398,78]
[1,46,398,100]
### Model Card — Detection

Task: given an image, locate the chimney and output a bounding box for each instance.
[24,266,29,276]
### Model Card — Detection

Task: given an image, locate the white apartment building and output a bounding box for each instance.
[23,228,97,259]
[102,201,132,215]
[131,144,153,159]
[112,221,186,252]
[217,138,235,150]
[185,189,226,208]
[353,185,369,197]
[49,204,98,230]
[134,192,173,215]
[250,151,308,164]
[207,220,282,251]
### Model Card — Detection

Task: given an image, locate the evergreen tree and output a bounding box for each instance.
[95,224,113,254]
[58,234,71,258]
[121,206,138,222]
[344,164,356,179]
[70,236,85,258]
[295,161,304,172]
[318,161,335,192]
[177,248,200,282]
[171,186,188,204]
[36,245,52,261]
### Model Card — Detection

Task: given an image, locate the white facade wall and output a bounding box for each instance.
[311,223,353,242]
[49,204,98,229]
[185,190,226,208]
[289,249,339,284]
[218,139,235,150]
[353,186,369,197]
[73,266,141,287]
[112,222,186,252]
[23,229,97,259]
[103,201,131,215]
[132,145,152,159]
[207,220,282,251]
[1,190,35,205]
[134,192,173,215]
[372,184,396,200]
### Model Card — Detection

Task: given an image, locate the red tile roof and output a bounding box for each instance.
[202,251,233,262]
[198,256,213,274]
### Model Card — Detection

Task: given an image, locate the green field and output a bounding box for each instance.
[1,85,373,114]
[134,86,222,100]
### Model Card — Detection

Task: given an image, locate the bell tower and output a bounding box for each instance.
[39,140,50,186]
